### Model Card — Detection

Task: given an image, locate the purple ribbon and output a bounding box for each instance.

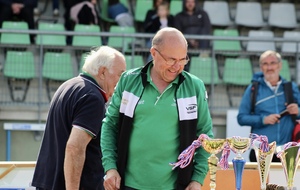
[249,133,270,152]
[277,142,300,159]
[218,143,231,170]
[170,134,209,169]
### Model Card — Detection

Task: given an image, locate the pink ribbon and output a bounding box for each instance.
[277,142,300,159]
[250,133,269,152]
[170,134,209,169]
[218,143,230,170]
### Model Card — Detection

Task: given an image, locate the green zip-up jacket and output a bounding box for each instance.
[101,62,214,190]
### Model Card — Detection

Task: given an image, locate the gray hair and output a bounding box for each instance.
[82,46,124,75]
[259,50,282,65]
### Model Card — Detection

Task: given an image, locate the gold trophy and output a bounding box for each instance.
[227,137,251,190]
[202,138,227,190]
[253,140,276,190]
[276,143,300,190]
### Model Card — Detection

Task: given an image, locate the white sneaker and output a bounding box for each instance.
[34,8,40,15]
[53,9,59,16]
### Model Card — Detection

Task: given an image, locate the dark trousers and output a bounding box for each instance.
[52,0,59,9]
[249,149,281,162]
[0,4,35,43]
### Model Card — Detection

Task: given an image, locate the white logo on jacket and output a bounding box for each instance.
[120,91,139,118]
[177,96,198,121]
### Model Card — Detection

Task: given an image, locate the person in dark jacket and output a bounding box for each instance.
[144,0,174,34]
[144,0,174,62]
[174,0,211,71]
[0,0,37,43]
[174,0,211,49]
[237,50,300,162]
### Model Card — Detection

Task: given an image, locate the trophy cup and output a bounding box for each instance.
[252,140,276,190]
[202,138,227,190]
[227,137,251,190]
[250,133,277,190]
[276,142,300,190]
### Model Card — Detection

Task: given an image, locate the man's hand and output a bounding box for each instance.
[264,114,280,125]
[185,181,202,190]
[11,3,24,14]
[287,103,299,115]
[104,169,121,190]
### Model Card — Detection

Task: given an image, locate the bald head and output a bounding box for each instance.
[152,27,188,48]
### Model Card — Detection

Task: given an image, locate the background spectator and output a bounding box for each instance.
[174,0,211,71]
[108,0,133,27]
[63,0,101,45]
[237,50,300,162]
[174,0,211,50]
[0,0,37,44]
[144,0,174,34]
[144,0,174,62]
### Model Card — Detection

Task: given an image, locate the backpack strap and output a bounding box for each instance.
[283,82,294,104]
[250,81,259,114]
[283,81,296,123]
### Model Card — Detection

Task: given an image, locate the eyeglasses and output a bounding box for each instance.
[261,61,279,67]
[154,48,189,66]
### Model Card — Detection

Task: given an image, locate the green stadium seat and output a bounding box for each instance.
[189,56,220,99]
[0,21,30,45]
[189,56,220,85]
[107,25,136,52]
[125,55,145,70]
[79,52,89,74]
[36,22,66,46]
[281,59,291,81]
[170,0,182,16]
[213,29,242,56]
[134,0,152,22]
[72,24,102,48]
[43,52,73,101]
[223,58,253,107]
[4,51,36,101]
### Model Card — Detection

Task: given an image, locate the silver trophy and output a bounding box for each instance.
[227,137,251,190]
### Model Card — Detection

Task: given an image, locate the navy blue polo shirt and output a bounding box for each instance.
[32,74,106,189]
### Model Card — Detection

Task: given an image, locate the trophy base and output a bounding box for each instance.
[266,184,297,190]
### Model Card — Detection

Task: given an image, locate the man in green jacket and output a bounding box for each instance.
[101,27,213,190]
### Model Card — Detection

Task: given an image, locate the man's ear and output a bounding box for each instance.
[150,47,155,58]
[98,66,106,80]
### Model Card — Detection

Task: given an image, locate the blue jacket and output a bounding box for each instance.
[237,72,300,145]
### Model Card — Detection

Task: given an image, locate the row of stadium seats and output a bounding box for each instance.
[132,1,300,30]
[0,21,136,52]
[2,21,300,55]
[4,50,292,102]
[203,1,300,29]
[213,29,300,54]
[2,50,145,102]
